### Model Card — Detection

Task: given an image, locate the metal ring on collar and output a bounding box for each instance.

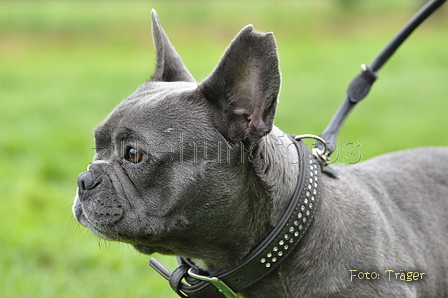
[294,134,328,162]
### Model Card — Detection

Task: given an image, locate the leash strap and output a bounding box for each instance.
[149,137,321,297]
[319,0,446,156]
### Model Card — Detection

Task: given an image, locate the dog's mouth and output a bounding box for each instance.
[73,194,184,256]
[88,226,175,255]
[73,203,152,243]
[91,225,161,250]
[82,218,154,244]
[90,228,131,242]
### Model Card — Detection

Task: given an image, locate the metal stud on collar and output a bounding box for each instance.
[259,155,319,269]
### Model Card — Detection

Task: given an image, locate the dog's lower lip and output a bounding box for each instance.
[76,212,152,242]
[97,229,121,238]
[93,228,153,244]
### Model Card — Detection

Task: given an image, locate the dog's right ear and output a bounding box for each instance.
[199,26,281,147]
[150,10,195,83]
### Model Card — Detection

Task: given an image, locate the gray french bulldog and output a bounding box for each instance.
[73,10,448,298]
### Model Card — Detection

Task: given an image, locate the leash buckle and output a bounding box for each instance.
[187,268,238,298]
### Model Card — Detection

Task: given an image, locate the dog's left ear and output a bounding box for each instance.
[150,10,195,82]
[200,25,280,146]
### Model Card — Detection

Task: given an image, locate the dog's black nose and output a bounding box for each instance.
[78,168,102,192]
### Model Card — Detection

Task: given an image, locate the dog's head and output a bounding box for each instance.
[73,10,281,268]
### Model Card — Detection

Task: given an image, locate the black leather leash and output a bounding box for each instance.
[319,0,446,158]
[149,136,322,297]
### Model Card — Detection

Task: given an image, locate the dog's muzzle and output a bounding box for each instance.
[75,164,125,228]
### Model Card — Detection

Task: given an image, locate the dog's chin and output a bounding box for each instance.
[75,213,145,244]
[133,244,175,256]
[83,225,167,255]
[90,228,126,242]
[88,226,157,247]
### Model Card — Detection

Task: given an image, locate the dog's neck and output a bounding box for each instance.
[259,126,301,226]
[187,128,312,295]
[190,127,301,272]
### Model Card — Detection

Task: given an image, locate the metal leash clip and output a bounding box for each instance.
[187,268,238,298]
[294,134,338,177]
[294,134,328,165]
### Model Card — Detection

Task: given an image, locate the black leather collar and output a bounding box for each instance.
[149,136,321,297]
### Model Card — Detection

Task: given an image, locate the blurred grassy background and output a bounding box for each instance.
[1,1,447,297]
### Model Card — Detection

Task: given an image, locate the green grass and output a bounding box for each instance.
[1,1,447,297]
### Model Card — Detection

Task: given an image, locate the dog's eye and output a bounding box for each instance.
[126,147,144,163]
